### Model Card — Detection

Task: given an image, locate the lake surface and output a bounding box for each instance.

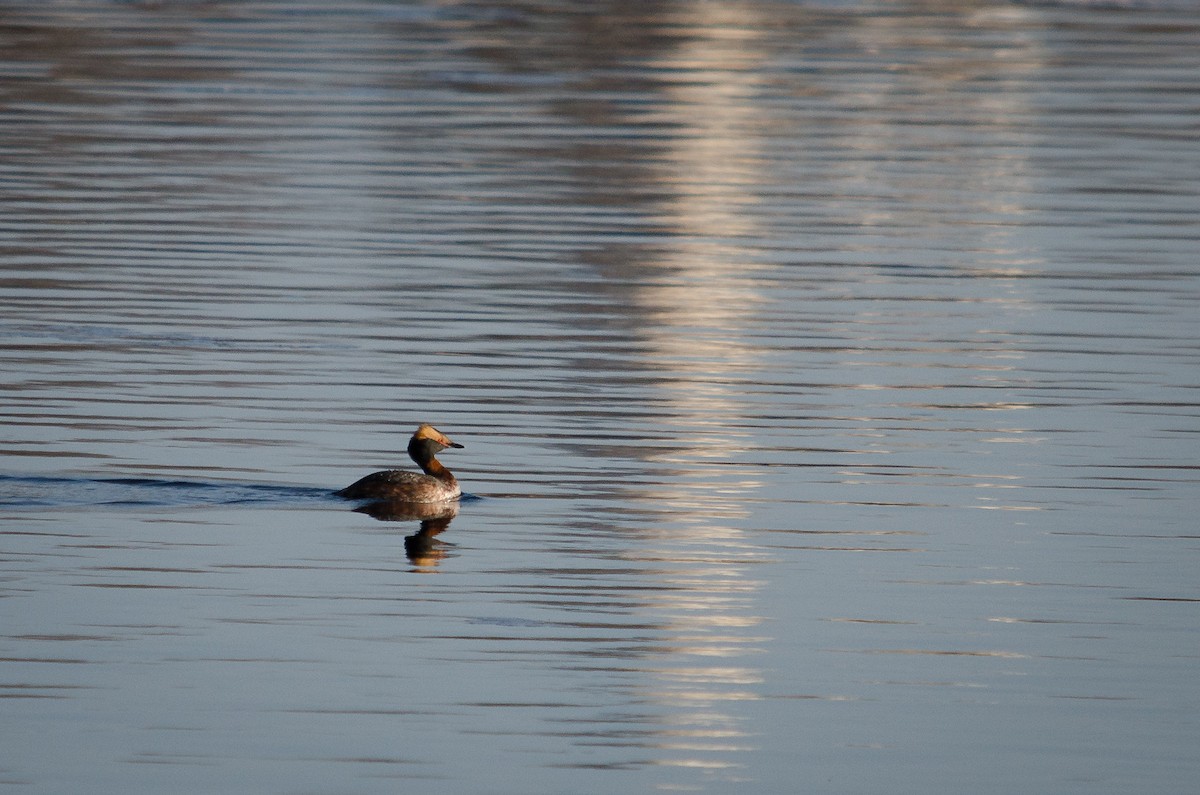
[2,1,1198,793]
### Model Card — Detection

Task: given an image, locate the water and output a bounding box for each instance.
[2,1,1198,792]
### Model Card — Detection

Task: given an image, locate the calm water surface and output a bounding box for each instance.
[2,1,1198,793]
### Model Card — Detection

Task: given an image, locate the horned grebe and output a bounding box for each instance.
[336,424,464,503]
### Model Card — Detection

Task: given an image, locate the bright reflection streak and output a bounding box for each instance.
[609,2,774,775]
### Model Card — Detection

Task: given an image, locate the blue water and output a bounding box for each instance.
[2,1,1198,793]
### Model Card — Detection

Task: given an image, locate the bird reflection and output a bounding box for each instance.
[351,499,459,568]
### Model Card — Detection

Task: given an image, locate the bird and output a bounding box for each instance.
[335,424,464,503]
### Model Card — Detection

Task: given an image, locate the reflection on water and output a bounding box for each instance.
[553,7,777,766]
[356,499,460,568]
[2,1,1199,793]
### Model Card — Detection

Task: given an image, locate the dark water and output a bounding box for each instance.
[2,1,1198,793]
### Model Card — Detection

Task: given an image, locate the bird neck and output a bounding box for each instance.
[421,455,451,480]
[409,438,456,485]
